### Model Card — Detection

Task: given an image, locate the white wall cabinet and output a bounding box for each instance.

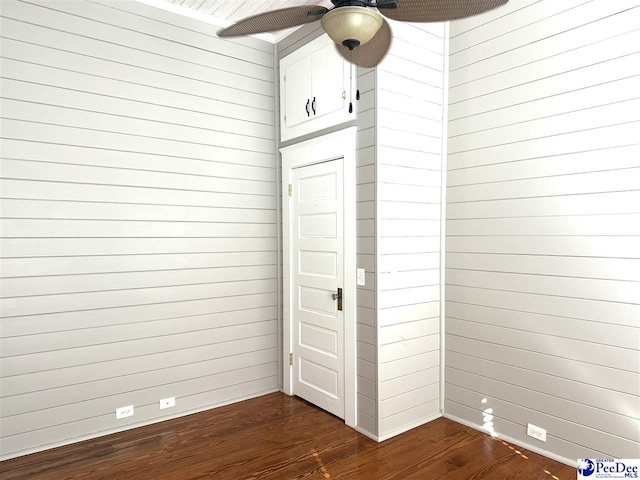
[280,34,355,142]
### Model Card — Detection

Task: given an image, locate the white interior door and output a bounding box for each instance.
[291,158,344,419]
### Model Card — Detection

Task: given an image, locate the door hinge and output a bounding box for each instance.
[288,184,293,197]
[289,353,294,366]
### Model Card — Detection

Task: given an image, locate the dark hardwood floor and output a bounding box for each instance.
[1,393,576,480]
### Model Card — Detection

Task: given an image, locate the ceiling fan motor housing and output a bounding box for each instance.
[342,39,360,50]
[321,4,384,50]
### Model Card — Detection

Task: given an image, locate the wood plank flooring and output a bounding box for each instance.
[0,392,576,480]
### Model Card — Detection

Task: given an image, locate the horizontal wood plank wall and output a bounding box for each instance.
[354,64,377,437]
[277,24,378,437]
[445,0,640,461]
[376,21,445,438]
[0,0,277,460]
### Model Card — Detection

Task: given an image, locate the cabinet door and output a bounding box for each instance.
[283,55,312,130]
[311,43,347,119]
[279,35,354,142]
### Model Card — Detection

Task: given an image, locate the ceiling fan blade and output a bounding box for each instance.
[378,0,508,22]
[218,5,328,37]
[335,18,391,68]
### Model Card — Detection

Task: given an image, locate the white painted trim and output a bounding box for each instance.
[134,0,277,43]
[343,127,357,429]
[0,388,279,462]
[377,413,443,442]
[439,22,450,414]
[443,413,578,468]
[280,127,358,428]
[373,60,381,440]
[355,425,380,442]
[273,45,284,391]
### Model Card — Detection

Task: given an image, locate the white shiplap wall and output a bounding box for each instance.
[0,0,278,459]
[276,25,378,438]
[376,21,445,439]
[445,0,640,462]
[354,66,377,437]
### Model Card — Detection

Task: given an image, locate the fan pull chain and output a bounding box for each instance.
[348,49,353,114]
[356,48,360,101]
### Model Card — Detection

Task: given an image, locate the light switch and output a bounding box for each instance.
[357,268,366,286]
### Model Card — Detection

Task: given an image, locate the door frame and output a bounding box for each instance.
[280,127,357,428]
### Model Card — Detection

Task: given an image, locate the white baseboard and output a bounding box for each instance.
[355,425,380,442]
[1,388,279,462]
[378,412,443,442]
[443,413,577,468]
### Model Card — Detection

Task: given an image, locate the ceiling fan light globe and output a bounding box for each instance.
[321,7,383,48]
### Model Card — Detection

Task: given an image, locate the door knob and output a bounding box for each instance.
[332,288,343,311]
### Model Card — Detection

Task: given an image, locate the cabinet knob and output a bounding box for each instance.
[305,99,310,117]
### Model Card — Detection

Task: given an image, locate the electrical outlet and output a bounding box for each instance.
[159,397,176,409]
[116,405,134,419]
[357,268,366,286]
[527,423,547,442]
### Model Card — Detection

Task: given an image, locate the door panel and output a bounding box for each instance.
[299,286,336,316]
[299,212,337,238]
[299,251,337,277]
[299,357,338,396]
[292,159,344,418]
[299,171,338,200]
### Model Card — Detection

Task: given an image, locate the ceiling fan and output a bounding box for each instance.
[218,0,508,67]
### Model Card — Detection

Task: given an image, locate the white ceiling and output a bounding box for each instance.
[164,0,333,23]
[148,0,333,42]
